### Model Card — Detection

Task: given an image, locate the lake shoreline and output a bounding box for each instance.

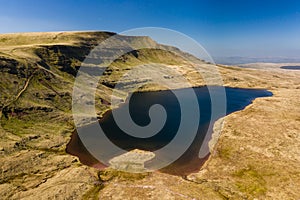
[66,86,272,176]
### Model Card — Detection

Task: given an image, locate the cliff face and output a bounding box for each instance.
[0,32,300,199]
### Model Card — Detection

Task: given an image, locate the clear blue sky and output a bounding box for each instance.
[0,0,300,58]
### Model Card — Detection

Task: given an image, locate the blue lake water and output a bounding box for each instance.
[280,66,300,70]
[67,86,272,175]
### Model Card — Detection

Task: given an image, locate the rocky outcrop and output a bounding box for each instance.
[109,149,155,173]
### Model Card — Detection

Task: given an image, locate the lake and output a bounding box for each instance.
[66,86,272,176]
[280,66,300,70]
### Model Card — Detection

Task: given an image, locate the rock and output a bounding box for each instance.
[208,117,225,153]
[109,149,155,173]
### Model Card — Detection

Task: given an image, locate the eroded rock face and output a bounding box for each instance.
[109,149,155,173]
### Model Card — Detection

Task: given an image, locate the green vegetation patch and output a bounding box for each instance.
[233,166,267,196]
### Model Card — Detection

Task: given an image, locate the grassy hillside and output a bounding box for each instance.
[0,31,209,198]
